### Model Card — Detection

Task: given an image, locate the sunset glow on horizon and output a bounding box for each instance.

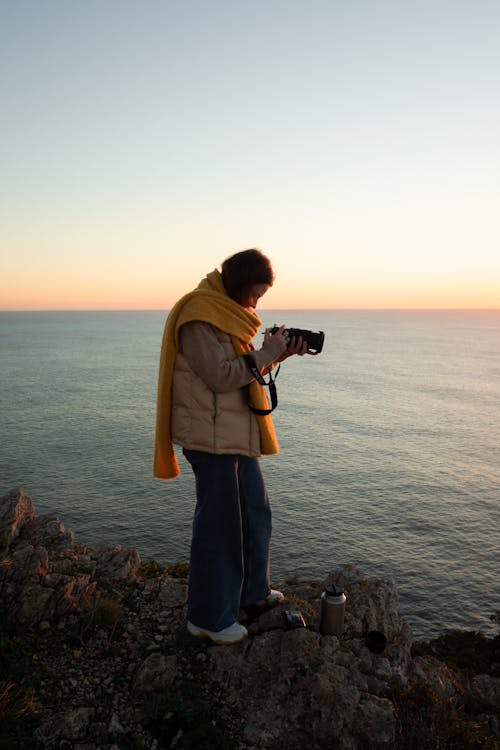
[1,2,499,312]
[2,274,499,312]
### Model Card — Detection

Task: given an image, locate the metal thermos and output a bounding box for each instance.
[319,583,346,636]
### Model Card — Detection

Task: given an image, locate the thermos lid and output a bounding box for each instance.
[365,630,387,653]
[325,582,344,597]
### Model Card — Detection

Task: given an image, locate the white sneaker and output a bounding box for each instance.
[187,620,248,645]
[256,589,285,607]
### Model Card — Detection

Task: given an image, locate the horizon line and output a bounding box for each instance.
[1,307,499,313]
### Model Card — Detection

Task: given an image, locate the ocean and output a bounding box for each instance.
[1,310,499,639]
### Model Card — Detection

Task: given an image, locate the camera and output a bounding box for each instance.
[270,326,325,354]
[283,610,307,630]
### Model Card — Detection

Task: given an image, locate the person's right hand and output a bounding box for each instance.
[261,325,289,361]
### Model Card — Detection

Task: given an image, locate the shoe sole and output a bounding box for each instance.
[187,624,248,646]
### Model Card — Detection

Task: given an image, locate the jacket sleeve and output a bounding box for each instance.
[179,321,275,394]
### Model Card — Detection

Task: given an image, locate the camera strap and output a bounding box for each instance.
[242,353,280,415]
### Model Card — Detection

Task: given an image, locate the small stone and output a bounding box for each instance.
[373,656,392,681]
[133,652,177,694]
[60,707,95,741]
[108,712,125,736]
[170,728,183,748]
[366,675,389,696]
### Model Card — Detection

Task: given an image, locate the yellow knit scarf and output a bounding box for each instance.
[153,269,279,479]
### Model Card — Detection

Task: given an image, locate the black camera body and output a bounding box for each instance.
[270,326,325,353]
[283,610,307,630]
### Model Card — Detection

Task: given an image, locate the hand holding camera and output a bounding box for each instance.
[261,324,289,360]
[269,325,324,358]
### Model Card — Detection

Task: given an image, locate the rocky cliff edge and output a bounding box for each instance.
[1,487,498,750]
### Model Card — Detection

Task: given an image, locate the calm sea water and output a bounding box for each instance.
[1,310,499,639]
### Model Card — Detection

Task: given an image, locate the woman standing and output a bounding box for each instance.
[154,249,310,644]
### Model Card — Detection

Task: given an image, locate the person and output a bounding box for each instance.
[154,249,315,644]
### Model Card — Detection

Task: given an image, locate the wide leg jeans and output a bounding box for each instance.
[183,449,272,632]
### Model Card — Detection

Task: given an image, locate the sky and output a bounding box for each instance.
[1,0,499,310]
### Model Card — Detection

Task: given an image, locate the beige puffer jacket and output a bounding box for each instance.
[171,321,271,456]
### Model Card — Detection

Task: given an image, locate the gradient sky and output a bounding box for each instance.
[1,0,499,310]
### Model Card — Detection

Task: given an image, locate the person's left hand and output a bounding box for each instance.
[276,335,318,362]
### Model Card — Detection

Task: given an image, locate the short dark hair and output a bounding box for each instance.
[221,249,275,303]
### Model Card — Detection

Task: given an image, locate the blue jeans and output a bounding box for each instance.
[183,449,272,631]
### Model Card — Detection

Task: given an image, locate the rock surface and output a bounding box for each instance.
[1,487,498,750]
